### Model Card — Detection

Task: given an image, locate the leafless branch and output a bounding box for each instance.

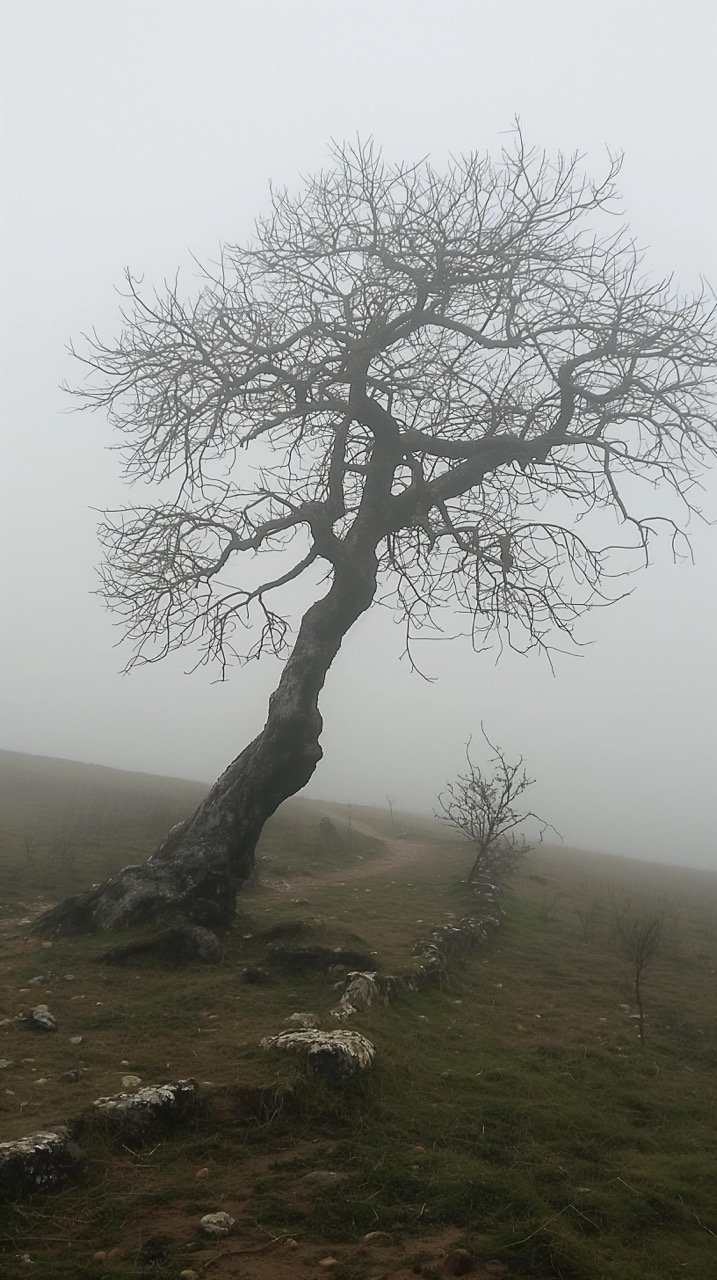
[67,133,717,672]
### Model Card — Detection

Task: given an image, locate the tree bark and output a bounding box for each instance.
[36,552,378,935]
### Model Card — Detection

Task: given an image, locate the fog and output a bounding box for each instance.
[2,1,716,870]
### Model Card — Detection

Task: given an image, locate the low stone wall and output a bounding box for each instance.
[330,912,501,1021]
[3,886,504,1196]
[262,891,504,1072]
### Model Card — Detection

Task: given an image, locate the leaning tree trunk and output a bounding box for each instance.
[36,553,379,935]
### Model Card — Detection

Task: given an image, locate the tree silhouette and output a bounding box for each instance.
[39,135,717,934]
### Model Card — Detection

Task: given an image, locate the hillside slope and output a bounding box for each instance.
[0,753,716,1279]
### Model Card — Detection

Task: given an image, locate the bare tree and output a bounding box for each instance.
[436,729,552,882]
[39,135,717,934]
[613,900,665,1046]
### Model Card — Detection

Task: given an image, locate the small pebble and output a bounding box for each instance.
[69,1036,83,1046]
[319,1259,338,1270]
[121,1074,142,1088]
[195,1167,210,1180]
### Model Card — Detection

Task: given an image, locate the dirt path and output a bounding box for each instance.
[273,817,451,895]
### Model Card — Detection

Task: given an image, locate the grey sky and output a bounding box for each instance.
[2,1,716,869]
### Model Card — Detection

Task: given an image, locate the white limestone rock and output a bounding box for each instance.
[19,1005,58,1033]
[199,1211,235,1237]
[91,1079,198,1141]
[0,1128,86,1199]
[284,1011,320,1028]
[260,1028,375,1079]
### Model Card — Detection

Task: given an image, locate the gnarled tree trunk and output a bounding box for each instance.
[36,554,378,935]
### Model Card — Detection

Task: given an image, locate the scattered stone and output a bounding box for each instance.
[261,1028,375,1080]
[0,1128,87,1199]
[92,1251,107,1263]
[33,1078,49,1086]
[318,1259,339,1270]
[101,924,222,967]
[0,1060,13,1070]
[69,1036,83,1046]
[121,1074,142,1088]
[28,973,56,986]
[60,1069,81,1083]
[240,966,271,984]
[195,1166,210,1180]
[199,1211,235,1237]
[19,1005,57,1033]
[363,1230,393,1243]
[284,1011,320,1028]
[285,1238,298,1249]
[90,1079,198,1142]
[63,974,76,982]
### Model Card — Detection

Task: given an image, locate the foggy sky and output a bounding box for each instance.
[2,1,717,870]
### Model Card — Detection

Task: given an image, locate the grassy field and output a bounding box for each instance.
[0,752,716,1280]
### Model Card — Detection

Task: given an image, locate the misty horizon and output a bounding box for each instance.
[2,1,717,875]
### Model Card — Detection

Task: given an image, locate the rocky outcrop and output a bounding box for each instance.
[88,1080,199,1142]
[260,1028,375,1080]
[0,1128,87,1200]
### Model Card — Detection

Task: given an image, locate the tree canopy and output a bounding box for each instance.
[76,135,717,677]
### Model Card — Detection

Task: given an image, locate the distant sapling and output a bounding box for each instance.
[436,727,556,884]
